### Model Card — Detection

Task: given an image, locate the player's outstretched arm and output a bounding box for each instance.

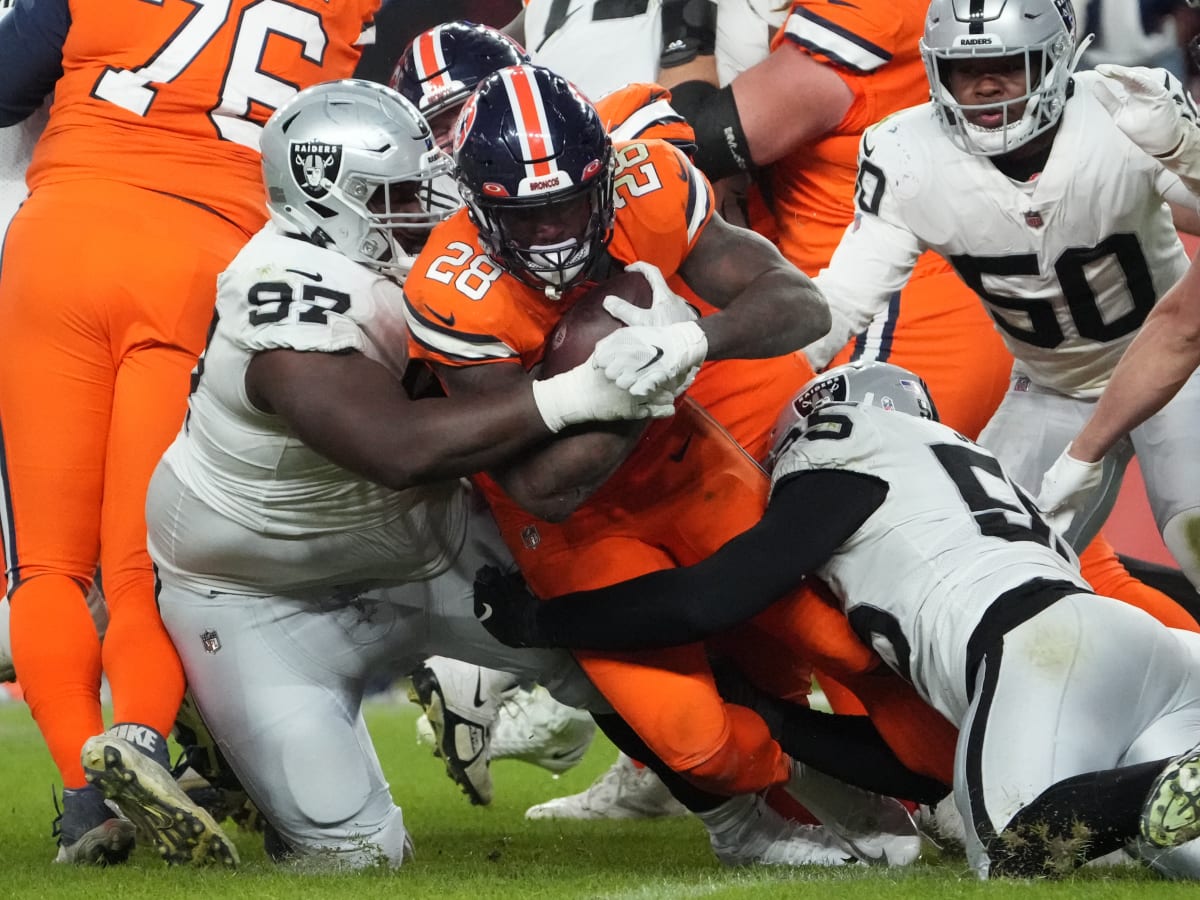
[474,470,884,650]
[245,346,667,492]
[1038,253,1200,533]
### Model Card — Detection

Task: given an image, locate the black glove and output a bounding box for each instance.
[473,565,543,648]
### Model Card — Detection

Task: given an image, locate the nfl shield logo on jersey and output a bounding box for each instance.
[291,142,343,199]
[200,629,222,654]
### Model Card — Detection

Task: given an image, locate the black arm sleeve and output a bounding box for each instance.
[532,469,888,650]
[668,79,755,182]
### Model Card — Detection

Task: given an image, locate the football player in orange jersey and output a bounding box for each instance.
[0,0,381,866]
[390,30,948,835]
[404,62,950,867]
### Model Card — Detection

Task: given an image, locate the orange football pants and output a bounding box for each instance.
[0,180,252,787]
[484,401,799,794]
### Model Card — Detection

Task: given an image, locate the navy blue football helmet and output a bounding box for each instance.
[452,64,616,297]
[389,21,530,150]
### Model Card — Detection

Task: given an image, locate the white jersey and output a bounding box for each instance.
[771,402,1088,723]
[810,71,1190,399]
[150,223,466,594]
[714,0,787,86]
[522,0,663,100]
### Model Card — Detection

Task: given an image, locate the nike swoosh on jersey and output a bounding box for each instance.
[478,602,493,622]
[635,345,666,371]
[285,268,323,281]
[427,306,457,327]
[669,434,693,463]
[862,134,875,157]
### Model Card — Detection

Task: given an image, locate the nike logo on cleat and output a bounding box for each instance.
[473,672,487,708]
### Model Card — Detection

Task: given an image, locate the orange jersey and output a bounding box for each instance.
[769,0,929,275]
[595,82,697,155]
[405,138,713,370]
[26,0,380,232]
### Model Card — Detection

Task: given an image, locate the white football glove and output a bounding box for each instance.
[1035,445,1105,539]
[592,320,709,398]
[531,350,676,433]
[601,261,699,328]
[1091,64,1200,192]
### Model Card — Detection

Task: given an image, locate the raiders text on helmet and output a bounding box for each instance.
[920,0,1080,156]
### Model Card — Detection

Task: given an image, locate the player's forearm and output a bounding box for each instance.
[491,425,643,523]
[698,263,831,361]
[1071,294,1200,462]
[529,473,882,650]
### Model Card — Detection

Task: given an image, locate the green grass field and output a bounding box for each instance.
[0,698,1195,900]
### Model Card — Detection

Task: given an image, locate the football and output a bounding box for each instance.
[540,268,654,376]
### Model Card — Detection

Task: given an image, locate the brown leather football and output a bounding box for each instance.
[540,268,654,376]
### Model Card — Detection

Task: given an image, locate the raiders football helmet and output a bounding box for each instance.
[920,0,1079,156]
[390,21,530,149]
[260,79,460,279]
[452,64,615,297]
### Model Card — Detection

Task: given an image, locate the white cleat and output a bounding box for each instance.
[699,792,855,868]
[490,686,596,774]
[1135,742,1200,879]
[409,661,497,806]
[82,734,238,866]
[525,752,688,820]
[787,762,922,866]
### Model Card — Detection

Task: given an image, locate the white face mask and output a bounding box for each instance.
[524,237,589,289]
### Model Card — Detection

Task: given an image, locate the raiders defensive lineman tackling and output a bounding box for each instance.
[797,0,1200,586]
[476,360,1200,879]
[141,79,669,868]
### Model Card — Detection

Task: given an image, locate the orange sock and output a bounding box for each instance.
[100,576,184,739]
[10,576,105,788]
[1080,534,1199,632]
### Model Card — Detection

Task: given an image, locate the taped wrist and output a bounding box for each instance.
[671,81,754,181]
[531,370,579,434]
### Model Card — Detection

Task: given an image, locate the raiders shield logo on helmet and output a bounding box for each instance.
[291,141,343,199]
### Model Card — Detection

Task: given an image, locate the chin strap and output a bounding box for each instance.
[1070,32,1096,73]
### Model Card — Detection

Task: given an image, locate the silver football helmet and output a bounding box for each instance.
[260,79,460,279]
[920,0,1079,156]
